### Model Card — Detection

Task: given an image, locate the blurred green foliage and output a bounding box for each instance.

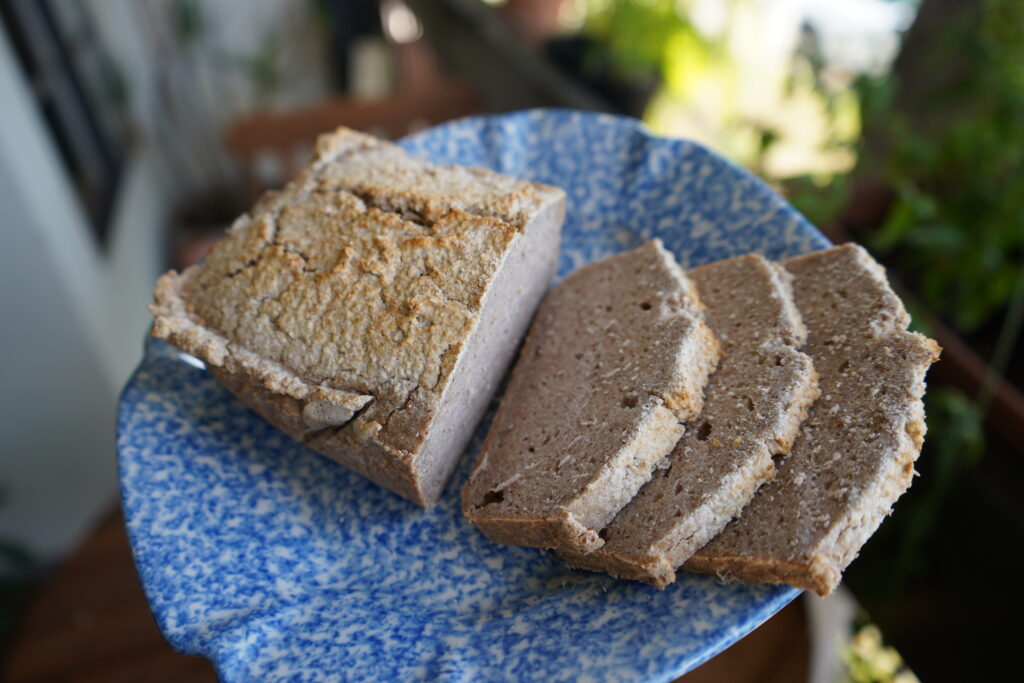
[842,621,919,683]
[581,0,711,80]
[793,0,1024,335]
[886,386,984,592]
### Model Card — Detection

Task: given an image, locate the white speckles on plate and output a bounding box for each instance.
[118,109,825,682]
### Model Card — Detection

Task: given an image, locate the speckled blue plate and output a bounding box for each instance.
[119,109,828,681]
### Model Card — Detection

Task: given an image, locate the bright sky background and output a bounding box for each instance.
[800,0,917,74]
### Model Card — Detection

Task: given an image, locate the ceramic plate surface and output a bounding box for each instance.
[119,109,828,682]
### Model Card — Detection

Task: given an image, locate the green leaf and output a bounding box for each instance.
[871,199,915,253]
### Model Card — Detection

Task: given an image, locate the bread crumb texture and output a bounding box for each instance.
[463,240,721,552]
[686,244,940,595]
[150,127,555,497]
[559,254,819,587]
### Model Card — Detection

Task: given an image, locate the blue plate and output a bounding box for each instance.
[118,109,827,681]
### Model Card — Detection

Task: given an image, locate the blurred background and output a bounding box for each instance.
[1,0,1022,680]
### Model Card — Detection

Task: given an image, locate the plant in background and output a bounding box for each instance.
[788,0,1023,331]
[794,0,1024,335]
[884,386,984,593]
[579,0,727,152]
[866,34,1024,335]
[544,0,714,119]
[842,620,920,683]
[580,0,709,78]
[624,0,862,179]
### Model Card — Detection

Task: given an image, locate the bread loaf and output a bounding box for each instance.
[151,127,565,506]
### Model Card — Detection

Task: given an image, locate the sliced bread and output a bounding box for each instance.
[462,240,721,552]
[151,127,565,506]
[558,254,819,586]
[684,244,941,595]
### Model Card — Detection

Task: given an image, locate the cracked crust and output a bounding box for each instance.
[684,244,941,595]
[151,127,565,506]
[558,254,819,587]
[462,241,721,552]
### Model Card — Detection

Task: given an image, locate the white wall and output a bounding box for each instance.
[0,25,167,564]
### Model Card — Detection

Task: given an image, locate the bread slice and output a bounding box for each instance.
[557,254,819,585]
[462,240,721,552]
[684,244,941,595]
[150,127,565,506]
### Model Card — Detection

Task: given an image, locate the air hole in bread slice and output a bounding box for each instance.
[696,421,712,441]
[480,489,504,507]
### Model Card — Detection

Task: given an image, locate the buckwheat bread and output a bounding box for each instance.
[462,240,721,552]
[559,254,819,586]
[685,244,941,595]
[150,127,565,506]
